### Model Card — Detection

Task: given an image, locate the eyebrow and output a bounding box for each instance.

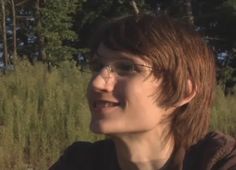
[94,51,152,71]
[94,50,137,63]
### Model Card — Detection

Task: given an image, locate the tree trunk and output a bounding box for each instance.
[183,0,194,24]
[35,0,46,61]
[15,0,30,7]
[129,0,139,15]
[11,0,17,61]
[1,0,8,66]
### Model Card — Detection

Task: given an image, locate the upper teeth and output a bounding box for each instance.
[95,101,117,108]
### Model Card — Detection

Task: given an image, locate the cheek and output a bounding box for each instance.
[121,80,158,114]
[125,79,165,111]
[123,79,158,103]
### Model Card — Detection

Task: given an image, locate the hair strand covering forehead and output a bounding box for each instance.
[90,14,216,149]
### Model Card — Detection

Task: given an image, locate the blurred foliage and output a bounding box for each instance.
[0,59,103,170]
[39,0,79,63]
[1,0,235,87]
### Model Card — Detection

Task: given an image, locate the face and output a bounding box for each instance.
[87,44,174,136]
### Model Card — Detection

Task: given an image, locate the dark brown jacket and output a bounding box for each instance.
[49,131,236,170]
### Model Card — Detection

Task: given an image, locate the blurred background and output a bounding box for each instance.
[0,0,235,169]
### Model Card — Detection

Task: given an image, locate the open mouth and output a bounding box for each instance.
[93,100,120,109]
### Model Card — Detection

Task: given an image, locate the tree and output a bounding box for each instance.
[129,0,139,15]
[154,0,194,24]
[192,0,236,94]
[35,0,46,61]
[183,0,194,24]
[73,0,151,49]
[1,0,80,64]
[0,0,26,66]
[1,0,8,67]
[11,0,17,61]
[15,0,39,60]
[35,0,79,64]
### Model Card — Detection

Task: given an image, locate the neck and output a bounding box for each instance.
[111,129,174,170]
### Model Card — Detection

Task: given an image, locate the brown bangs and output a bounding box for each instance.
[89,15,165,64]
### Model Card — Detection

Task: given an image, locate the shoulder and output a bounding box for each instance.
[63,139,114,157]
[49,139,117,170]
[184,131,236,170]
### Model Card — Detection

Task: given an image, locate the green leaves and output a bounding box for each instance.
[38,0,79,63]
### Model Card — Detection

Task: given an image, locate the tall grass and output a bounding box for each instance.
[0,60,102,170]
[0,60,235,170]
[211,86,236,136]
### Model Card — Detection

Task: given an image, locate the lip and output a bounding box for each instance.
[91,99,121,115]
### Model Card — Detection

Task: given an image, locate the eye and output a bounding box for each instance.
[114,61,136,75]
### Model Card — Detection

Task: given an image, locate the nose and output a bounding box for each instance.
[90,65,117,92]
[100,65,113,81]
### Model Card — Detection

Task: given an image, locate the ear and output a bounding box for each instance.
[176,80,196,107]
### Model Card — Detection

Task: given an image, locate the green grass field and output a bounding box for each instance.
[0,60,235,170]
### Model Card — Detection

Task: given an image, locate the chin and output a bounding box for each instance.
[90,119,109,134]
[89,119,124,135]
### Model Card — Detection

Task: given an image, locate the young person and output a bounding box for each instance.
[49,14,236,170]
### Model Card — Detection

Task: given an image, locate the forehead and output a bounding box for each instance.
[95,43,151,64]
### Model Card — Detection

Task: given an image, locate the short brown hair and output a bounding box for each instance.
[89,14,216,149]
